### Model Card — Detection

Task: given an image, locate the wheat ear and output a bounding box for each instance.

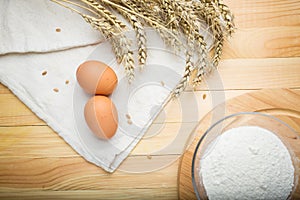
[79,0,136,82]
[175,2,210,90]
[213,0,235,35]
[53,0,235,95]
[193,1,225,69]
[131,15,147,69]
[173,51,194,97]
[123,0,182,51]
[160,0,179,28]
[83,14,134,79]
[80,0,126,29]
[114,5,147,69]
[212,35,224,68]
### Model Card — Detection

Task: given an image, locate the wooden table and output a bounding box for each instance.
[0,0,300,199]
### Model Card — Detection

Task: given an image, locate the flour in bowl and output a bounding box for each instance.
[200,126,294,200]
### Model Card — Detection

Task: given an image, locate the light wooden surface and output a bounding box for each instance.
[178,89,300,200]
[0,0,300,199]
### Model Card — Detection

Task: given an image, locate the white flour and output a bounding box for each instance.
[200,126,294,200]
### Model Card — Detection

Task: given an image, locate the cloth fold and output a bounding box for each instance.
[0,0,102,55]
[0,0,212,172]
[0,36,186,172]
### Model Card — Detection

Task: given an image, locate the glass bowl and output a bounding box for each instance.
[191,112,299,200]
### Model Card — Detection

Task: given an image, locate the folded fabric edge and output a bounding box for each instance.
[0,75,116,173]
[108,92,174,171]
[0,40,104,57]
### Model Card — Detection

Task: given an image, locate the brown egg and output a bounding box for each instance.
[84,96,118,140]
[76,60,118,95]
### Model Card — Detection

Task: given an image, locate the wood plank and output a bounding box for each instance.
[0,189,178,200]
[157,89,248,123]
[0,0,299,199]
[0,86,247,126]
[227,0,300,28]
[0,122,199,157]
[1,90,299,200]
[196,58,300,90]
[178,89,300,199]
[0,88,242,126]
[0,122,220,158]
[1,57,300,126]
[0,90,247,160]
[0,126,77,158]
[0,93,44,126]
[0,89,246,127]
[0,124,191,157]
[0,156,178,192]
[223,27,300,58]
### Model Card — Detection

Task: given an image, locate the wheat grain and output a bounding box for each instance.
[114,5,147,69]
[191,0,225,73]
[81,14,114,35]
[111,34,135,82]
[160,0,211,94]
[212,35,224,68]
[123,0,182,51]
[82,13,135,80]
[192,66,205,87]
[80,0,126,29]
[192,1,223,37]
[173,51,194,97]
[161,0,179,28]
[179,3,210,86]
[123,49,135,82]
[130,15,147,69]
[53,0,234,96]
[212,0,235,35]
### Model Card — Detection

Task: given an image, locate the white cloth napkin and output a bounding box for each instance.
[0,0,212,172]
[0,0,102,54]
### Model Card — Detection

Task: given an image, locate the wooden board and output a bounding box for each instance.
[178,89,300,200]
[0,0,300,199]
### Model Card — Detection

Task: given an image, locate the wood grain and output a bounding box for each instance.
[178,89,300,200]
[0,157,178,190]
[0,89,249,158]
[0,157,178,199]
[0,0,300,199]
[0,189,177,200]
[227,0,300,28]
[223,28,300,58]
[1,57,300,126]
[196,58,300,90]
[224,0,300,59]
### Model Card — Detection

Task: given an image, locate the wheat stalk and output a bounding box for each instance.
[113,5,147,69]
[81,0,126,29]
[210,0,235,35]
[53,0,136,81]
[80,0,136,81]
[212,35,224,68]
[121,0,183,51]
[130,15,147,69]
[52,0,234,96]
[82,14,113,36]
[173,50,194,97]
[82,14,135,80]
[170,1,210,92]
[160,0,179,28]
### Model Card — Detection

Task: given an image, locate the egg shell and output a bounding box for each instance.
[84,96,118,140]
[76,60,118,95]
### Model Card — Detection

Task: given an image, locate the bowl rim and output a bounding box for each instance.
[191,111,298,199]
